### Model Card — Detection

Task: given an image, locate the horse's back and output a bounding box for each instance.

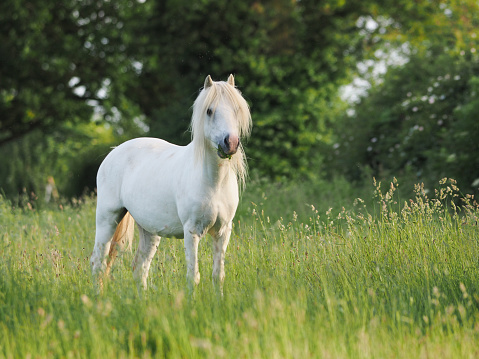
[98,137,177,178]
[105,137,176,161]
[97,137,181,203]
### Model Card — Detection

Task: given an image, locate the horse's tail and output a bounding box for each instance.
[105,212,135,276]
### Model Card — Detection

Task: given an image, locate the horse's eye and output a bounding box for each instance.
[206,108,213,116]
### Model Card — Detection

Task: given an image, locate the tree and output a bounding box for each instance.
[0,0,139,145]
[3,0,476,199]
[330,0,479,191]
[0,0,149,199]
[119,0,398,178]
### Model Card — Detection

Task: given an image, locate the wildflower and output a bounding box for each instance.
[58,320,65,330]
[81,294,92,307]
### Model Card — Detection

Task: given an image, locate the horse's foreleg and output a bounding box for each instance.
[212,223,232,292]
[184,230,201,288]
[132,226,161,291]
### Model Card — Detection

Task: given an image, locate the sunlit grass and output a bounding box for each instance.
[0,178,478,358]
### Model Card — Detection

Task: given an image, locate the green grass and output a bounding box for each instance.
[1,178,478,358]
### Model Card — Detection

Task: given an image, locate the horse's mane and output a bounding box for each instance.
[190,80,252,188]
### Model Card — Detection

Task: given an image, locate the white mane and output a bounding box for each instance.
[190,80,252,187]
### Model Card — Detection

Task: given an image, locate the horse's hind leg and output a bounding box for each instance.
[132,225,161,291]
[91,208,126,278]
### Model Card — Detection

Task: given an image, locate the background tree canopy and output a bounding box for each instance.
[329,0,479,192]
[1,0,478,200]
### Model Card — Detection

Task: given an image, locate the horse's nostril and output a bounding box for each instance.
[219,135,239,158]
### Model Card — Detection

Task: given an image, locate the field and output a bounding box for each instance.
[1,178,478,358]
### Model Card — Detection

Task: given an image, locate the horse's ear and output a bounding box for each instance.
[204,75,213,88]
[227,74,235,87]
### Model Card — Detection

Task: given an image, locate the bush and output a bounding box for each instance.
[331,49,479,195]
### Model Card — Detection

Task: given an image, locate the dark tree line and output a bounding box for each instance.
[1,0,478,198]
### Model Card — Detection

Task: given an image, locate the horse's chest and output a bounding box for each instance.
[194,201,225,227]
[186,195,237,235]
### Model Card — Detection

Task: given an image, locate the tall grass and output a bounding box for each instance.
[0,178,478,358]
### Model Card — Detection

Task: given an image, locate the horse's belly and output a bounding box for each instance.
[131,209,184,238]
[122,177,184,237]
[156,225,184,238]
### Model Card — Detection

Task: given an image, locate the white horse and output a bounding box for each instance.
[90,75,252,291]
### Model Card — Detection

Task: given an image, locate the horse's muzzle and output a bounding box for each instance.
[218,134,240,159]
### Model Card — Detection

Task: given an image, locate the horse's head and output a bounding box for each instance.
[204,75,240,158]
[192,75,251,160]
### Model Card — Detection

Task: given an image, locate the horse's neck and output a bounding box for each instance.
[204,149,235,189]
[188,143,235,190]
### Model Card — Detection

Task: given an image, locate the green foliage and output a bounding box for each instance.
[332,50,479,193]
[1,179,478,357]
[329,0,479,193]
[443,76,479,189]
[0,122,143,202]
[122,0,422,179]
[1,0,479,198]
[0,0,138,146]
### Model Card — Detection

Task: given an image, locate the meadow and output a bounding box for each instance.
[0,178,478,358]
